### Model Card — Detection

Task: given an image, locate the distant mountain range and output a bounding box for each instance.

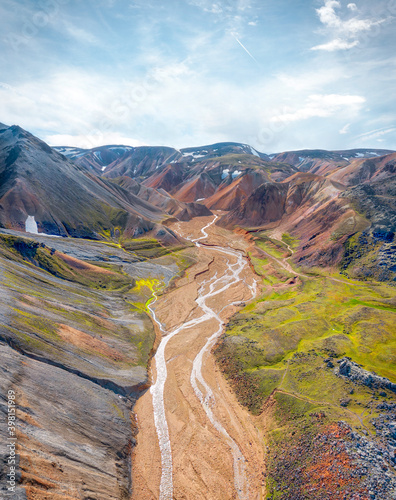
[1,122,396,499]
[1,122,395,281]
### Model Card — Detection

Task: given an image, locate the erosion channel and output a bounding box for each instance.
[132,215,266,500]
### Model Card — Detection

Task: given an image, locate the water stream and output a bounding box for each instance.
[149,216,256,499]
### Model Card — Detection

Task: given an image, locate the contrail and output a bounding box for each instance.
[231,33,259,64]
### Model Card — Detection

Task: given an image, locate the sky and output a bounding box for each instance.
[0,0,395,152]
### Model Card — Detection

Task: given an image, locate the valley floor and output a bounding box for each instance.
[133,214,396,500]
[132,215,267,500]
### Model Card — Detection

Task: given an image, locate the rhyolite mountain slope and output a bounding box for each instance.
[0,125,210,242]
[52,132,396,280]
[0,125,163,239]
[111,175,211,221]
[143,153,296,204]
[0,223,196,499]
[217,150,396,281]
[55,141,269,181]
[55,144,135,175]
[270,148,394,177]
[1,124,395,499]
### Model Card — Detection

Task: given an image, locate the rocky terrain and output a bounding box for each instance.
[0,124,395,499]
[0,125,210,242]
[0,225,195,499]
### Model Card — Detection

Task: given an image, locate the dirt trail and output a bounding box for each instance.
[132,216,266,500]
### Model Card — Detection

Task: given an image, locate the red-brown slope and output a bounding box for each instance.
[219,173,364,269]
[220,182,289,227]
[329,152,396,186]
[113,176,212,221]
[271,150,349,176]
[104,146,181,178]
[171,171,217,202]
[143,163,186,193]
[270,149,394,179]
[204,171,269,211]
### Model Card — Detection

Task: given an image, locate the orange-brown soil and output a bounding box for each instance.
[132,216,267,499]
[57,324,125,361]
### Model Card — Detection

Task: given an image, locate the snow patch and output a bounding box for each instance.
[108,146,133,152]
[101,166,107,171]
[94,151,102,162]
[232,170,242,179]
[182,151,207,159]
[56,147,83,157]
[221,168,230,179]
[249,146,260,157]
[25,216,60,237]
[25,216,38,234]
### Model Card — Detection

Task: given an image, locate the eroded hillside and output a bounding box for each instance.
[0,228,195,499]
[1,128,395,499]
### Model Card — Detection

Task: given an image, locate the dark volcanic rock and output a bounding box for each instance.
[336,358,396,393]
[0,344,135,500]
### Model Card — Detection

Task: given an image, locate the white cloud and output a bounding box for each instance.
[355,127,396,143]
[312,0,390,51]
[270,94,365,123]
[0,61,385,153]
[63,23,99,45]
[45,133,145,149]
[316,0,342,29]
[205,3,223,14]
[277,67,346,91]
[311,38,359,51]
[339,123,351,134]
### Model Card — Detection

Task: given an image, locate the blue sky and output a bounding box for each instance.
[0,0,395,152]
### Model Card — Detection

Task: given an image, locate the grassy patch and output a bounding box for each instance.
[248,251,292,286]
[281,232,299,250]
[255,236,290,259]
[215,270,396,419]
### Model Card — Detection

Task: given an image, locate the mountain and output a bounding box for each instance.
[0,125,184,241]
[328,152,396,186]
[110,176,211,221]
[0,222,192,498]
[219,171,356,268]
[269,148,394,176]
[143,153,296,205]
[339,173,396,281]
[102,146,181,178]
[55,145,135,175]
[1,125,395,500]
[219,150,396,277]
[178,142,270,161]
[56,142,271,184]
